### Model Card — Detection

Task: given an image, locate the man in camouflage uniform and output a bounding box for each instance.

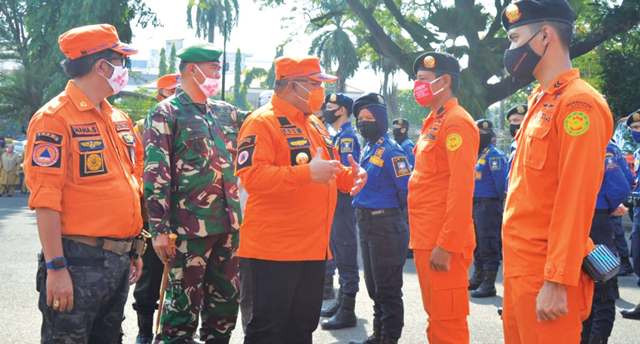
[144,43,242,344]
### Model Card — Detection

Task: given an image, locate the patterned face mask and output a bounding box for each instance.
[194,64,221,98]
[102,60,129,95]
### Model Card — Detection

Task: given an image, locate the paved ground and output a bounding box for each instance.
[2,195,640,343]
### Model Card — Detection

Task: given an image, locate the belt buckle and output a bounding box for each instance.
[371,210,384,216]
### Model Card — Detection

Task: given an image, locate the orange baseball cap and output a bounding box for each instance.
[58,24,137,60]
[156,73,180,90]
[275,56,337,82]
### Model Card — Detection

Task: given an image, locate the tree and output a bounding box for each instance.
[261,0,640,116]
[235,67,267,110]
[233,48,242,102]
[186,0,239,43]
[0,0,158,131]
[168,43,177,73]
[263,44,284,88]
[307,0,359,92]
[158,47,168,76]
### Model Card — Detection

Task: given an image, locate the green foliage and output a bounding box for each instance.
[233,48,242,102]
[186,0,239,43]
[113,89,157,122]
[168,43,177,73]
[598,29,640,117]
[158,47,168,76]
[263,45,284,88]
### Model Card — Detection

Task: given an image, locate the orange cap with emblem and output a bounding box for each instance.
[156,73,180,90]
[58,24,137,60]
[275,56,337,82]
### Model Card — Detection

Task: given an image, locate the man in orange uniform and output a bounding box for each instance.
[408,51,479,344]
[155,73,180,101]
[24,24,145,342]
[235,56,367,344]
[500,1,613,343]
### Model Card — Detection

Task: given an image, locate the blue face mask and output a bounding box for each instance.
[632,130,640,143]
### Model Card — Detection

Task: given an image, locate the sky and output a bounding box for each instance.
[131,0,500,92]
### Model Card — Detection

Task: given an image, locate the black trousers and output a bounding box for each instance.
[132,237,163,315]
[582,212,619,342]
[357,208,409,340]
[240,258,325,344]
[472,198,503,271]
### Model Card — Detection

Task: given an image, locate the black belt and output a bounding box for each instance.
[595,209,610,215]
[357,208,401,217]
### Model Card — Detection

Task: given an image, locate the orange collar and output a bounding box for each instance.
[533,68,580,96]
[65,80,114,115]
[436,97,459,116]
[271,93,306,122]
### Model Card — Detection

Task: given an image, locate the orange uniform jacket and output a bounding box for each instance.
[235,94,354,261]
[24,81,143,239]
[408,98,479,257]
[503,69,613,286]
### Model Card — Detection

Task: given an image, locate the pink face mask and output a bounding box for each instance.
[413,77,444,107]
[194,65,221,98]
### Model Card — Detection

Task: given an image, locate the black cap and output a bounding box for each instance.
[392,118,410,129]
[501,0,577,31]
[353,92,386,117]
[413,52,460,76]
[626,109,640,126]
[476,119,494,133]
[324,93,354,116]
[506,104,528,120]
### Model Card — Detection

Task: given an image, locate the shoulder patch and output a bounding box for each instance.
[392,156,411,177]
[340,137,354,153]
[563,111,590,136]
[114,121,131,132]
[32,143,61,168]
[35,132,63,145]
[446,133,463,151]
[236,135,256,172]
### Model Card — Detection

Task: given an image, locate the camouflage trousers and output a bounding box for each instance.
[37,238,131,344]
[155,232,240,344]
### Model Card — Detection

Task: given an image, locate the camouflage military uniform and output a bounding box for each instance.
[144,89,243,343]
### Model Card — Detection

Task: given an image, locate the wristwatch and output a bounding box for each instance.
[45,256,68,270]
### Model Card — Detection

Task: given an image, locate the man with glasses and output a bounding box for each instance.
[144,43,243,344]
[236,56,367,344]
[24,24,145,343]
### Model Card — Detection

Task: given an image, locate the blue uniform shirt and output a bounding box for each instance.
[353,134,411,209]
[399,138,415,167]
[609,142,633,186]
[474,144,508,199]
[333,121,361,167]
[596,143,632,210]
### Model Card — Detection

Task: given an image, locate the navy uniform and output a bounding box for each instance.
[392,118,415,167]
[350,93,410,344]
[581,142,631,343]
[320,93,362,330]
[469,119,508,298]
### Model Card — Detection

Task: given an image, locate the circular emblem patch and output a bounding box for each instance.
[423,55,436,69]
[505,4,522,24]
[32,143,60,167]
[237,150,249,165]
[296,152,310,165]
[563,112,590,136]
[330,93,337,102]
[446,133,463,151]
[86,153,103,171]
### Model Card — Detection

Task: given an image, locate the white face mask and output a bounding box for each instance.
[102,60,129,95]
[194,64,221,98]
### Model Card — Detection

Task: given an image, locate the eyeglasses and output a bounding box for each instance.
[107,56,131,68]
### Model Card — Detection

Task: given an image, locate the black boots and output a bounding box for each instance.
[349,322,381,344]
[621,303,640,320]
[135,311,154,344]
[320,293,342,317]
[618,256,633,276]
[321,294,357,330]
[471,270,497,298]
[323,276,336,300]
[468,266,483,291]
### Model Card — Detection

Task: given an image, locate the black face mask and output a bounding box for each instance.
[503,30,545,80]
[392,128,407,142]
[509,124,521,138]
[357,121,381,142]
[479,133,493,151]
[322,109,339,124]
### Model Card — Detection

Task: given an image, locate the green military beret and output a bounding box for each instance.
[177,43,222,63]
